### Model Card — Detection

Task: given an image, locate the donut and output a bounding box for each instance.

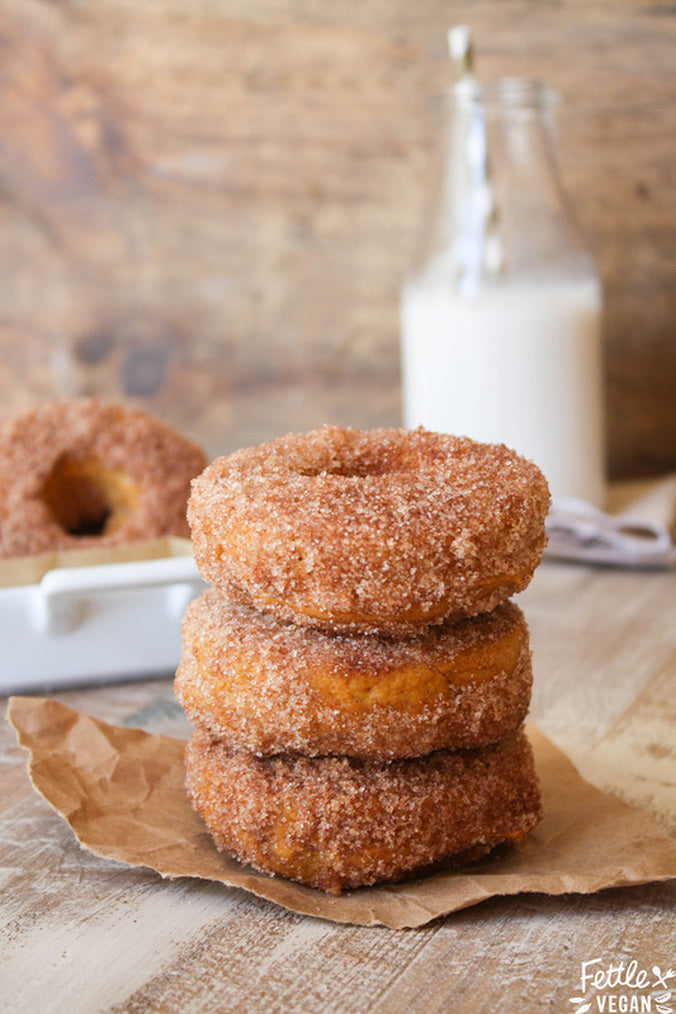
[0,398,207,558]
[185,726,542,893]
[188,425,550,635]
[175,590,532,759]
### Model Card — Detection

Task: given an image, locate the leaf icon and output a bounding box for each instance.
[574,1005,592,1014]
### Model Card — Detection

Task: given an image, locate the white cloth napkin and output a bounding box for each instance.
[544,475,676,569]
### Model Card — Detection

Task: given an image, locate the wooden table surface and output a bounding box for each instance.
[1,557,674,1013]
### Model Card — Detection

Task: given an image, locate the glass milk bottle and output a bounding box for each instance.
[400,38,605,507]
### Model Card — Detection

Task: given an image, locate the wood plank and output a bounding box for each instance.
[522,561,676,749]
[0,0,673,475]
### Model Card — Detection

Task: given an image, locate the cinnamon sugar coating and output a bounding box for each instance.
[185,726,542,893]
[188,425,550,634]
[175,591,532,758]
[0,398,207,558]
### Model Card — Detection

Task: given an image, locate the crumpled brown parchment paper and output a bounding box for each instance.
[7,696,676,929]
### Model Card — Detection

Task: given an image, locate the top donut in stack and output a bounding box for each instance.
[176,425,550,893]
[186,425,550,636]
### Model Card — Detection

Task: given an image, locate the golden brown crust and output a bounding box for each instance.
[188,425,550,634]
[185,726,542,893]
[0,398,207,558]
[175,591,533,758]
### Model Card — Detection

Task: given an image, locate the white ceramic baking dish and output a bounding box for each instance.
[0,541,205,694]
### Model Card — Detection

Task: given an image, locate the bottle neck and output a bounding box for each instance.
[417,77,592,293]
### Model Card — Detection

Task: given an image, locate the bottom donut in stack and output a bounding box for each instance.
[185,727,540,895]
[175,590,542,894]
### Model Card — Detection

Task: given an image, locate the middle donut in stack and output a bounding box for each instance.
[176,425,550,894]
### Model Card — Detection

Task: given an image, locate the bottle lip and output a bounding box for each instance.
[452,75,560,111]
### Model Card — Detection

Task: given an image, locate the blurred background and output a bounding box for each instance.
[0,0,674,479]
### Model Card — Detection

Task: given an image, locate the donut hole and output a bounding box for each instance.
[41,456,138,538]
[298,457,391,479]
[296,443,420,480]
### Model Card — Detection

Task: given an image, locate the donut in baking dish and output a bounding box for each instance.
[175,590,533,759]
[185,725,542,893]
[187,425,550,635]
[0,398,207,558]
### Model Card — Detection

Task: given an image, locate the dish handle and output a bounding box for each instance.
[32,555,204,635]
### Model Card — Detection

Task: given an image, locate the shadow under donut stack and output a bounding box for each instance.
[175,425,551,894]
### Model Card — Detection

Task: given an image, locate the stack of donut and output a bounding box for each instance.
[175,425,550,894]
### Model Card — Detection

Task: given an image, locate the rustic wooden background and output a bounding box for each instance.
[0,0,674,479]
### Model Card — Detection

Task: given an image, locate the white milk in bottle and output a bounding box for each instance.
[402,274,605,505]
[400,32,606,507]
